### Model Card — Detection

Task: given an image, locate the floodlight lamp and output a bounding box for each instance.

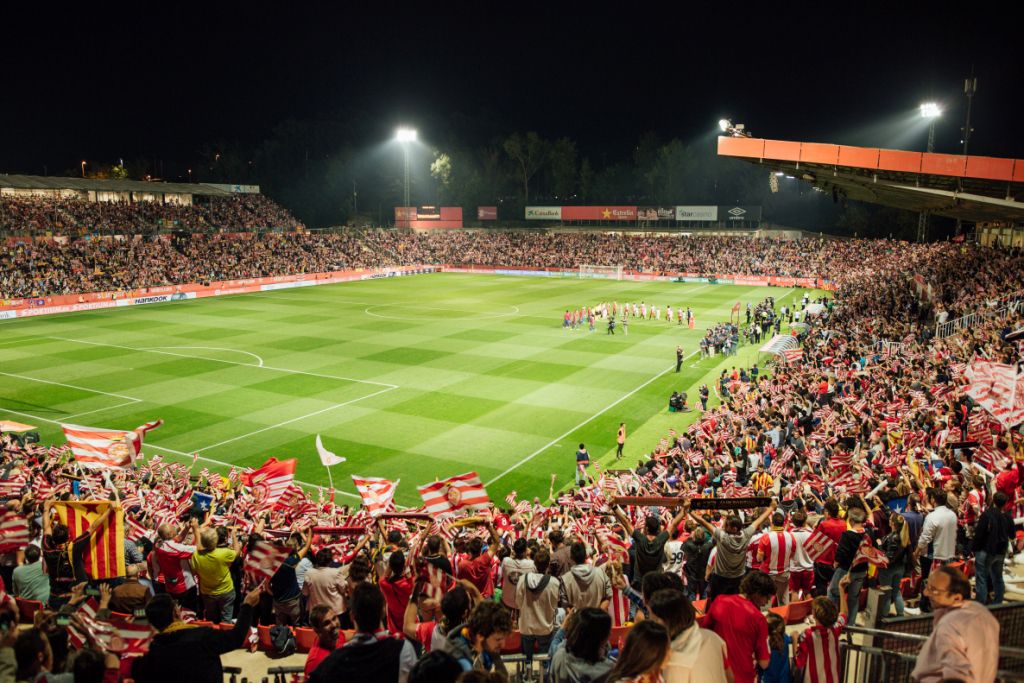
[920,103,942,119]
[396,127,418,142]
[718,119,731,132]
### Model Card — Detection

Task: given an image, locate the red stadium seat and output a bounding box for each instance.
[786,599,813,624]
[294,627,317,653]
[257,624,274,651]
[499,630,521,655]
[768,605,789,622]
[16,598,43,624]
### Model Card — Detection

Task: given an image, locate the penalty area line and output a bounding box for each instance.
[485,350,699,487]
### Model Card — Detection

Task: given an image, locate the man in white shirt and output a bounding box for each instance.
[914,488,959,612]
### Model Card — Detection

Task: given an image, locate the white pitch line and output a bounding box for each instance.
[46,336,398,389]
[0,370,141,402]
[486,351,699,487]
[193,385,397,454]
[63,399,143,421]
[142,346,266,368]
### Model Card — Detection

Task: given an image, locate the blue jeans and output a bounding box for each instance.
[827,568,865,625]
[876,566,905,618]
[975,551,1006,605]
[522,632,553,668]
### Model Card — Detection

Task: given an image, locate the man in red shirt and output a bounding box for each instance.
[305,604,346,677]
[378,550,414,635]
[704,570,774,683]
[813,499,848,597]
[455,520,500,598]
[995,459,1022,508]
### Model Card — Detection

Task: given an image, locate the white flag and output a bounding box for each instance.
[316,434,346,467]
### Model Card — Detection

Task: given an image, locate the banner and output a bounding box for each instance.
[674,206,718,221]
[418,472,490,517]
[395,207,417,221]
[721,206,763,222]
[477,206,497,220]
[525,206,562,220]
[638,207,675,221]
[561,206,637,221]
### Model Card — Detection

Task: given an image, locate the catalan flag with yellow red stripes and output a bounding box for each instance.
[53,501,125,580]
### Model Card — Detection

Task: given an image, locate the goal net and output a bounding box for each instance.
[578,264,624,280]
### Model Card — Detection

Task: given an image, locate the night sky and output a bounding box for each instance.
[2,3,1021,178]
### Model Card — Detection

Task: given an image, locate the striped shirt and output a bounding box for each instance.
[788,527,815,571]
[795,614,846,683]
[757,530,796,575]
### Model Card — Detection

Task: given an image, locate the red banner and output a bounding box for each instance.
[561,206,638,221]
[477,206,497,220]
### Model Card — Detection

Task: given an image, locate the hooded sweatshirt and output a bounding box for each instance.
[561,564,611,610]
[515,571,561,636]
[444,623,509,677]
[663,622,730,683]
[549,645,614,683]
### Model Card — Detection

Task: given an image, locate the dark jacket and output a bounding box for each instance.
[131,603,254,683]
[972,506,1014,556]
[307,637,404,683]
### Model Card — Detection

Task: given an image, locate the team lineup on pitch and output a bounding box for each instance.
[0,274,814,505]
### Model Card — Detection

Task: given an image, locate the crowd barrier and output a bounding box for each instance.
[0,264,834,321]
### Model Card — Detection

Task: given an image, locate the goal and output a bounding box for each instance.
[578,264,624,280]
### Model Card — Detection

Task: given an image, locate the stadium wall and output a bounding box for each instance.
[0,265,833,321]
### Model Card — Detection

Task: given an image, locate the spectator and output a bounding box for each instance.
[515,547,560,672]
[445,601,513,676]
[150,523,197,612]
[304,604,346,677]
[704,570,774,683]
[12,545,49,605]
[828,506,872,625]
[108,564,152,614]
[972,491,1014,605]
[455,522,500,598]
[307,582,417,683]
[795,575,850,683]
[688,500,775,606]
[548,607,613,683]
[910,566,999,683]
[914,488,958,612]
[647,588,729,683]
[560,542,611,611]
[188,521,240,624]
[131,585,261,683]
[602,620,671,683]
[408,650,463,683]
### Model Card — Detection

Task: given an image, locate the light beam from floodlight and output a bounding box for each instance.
[718,119,731,132]
[396,128,418,142]
[920,103,942,119]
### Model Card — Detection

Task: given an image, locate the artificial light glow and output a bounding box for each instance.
[920,103,942,119]
[774,172,785,176]
[718,119,731,132]
[396,127,418,142]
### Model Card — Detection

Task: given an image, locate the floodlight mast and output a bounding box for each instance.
[916,104,941,242]
[395,128,417,207]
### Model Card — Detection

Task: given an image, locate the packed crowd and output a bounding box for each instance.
[0,195,302,237]
[5,228,1024,315]
[0,234,1022,683]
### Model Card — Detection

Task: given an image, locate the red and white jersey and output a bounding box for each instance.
[796,614,847,683]
[662,540,685,577]
[962,489,984,525]
[757,530,796,575]
[152,540,196,594]
[746,531,764,569]
[788,527,815,571]
[607,586,630,628]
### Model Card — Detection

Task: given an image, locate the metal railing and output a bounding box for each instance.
[933,290,1024,338]
[842,625,1024,682]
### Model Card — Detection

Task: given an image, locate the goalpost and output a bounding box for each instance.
[578,264,624,280]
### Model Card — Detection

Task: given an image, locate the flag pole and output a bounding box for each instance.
[326,465,334,495]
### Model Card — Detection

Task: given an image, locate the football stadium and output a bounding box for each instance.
[1,7,1023,683]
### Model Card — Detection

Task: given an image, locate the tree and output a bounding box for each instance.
[548,138,577,201]
[110,164,129,180]
[503,132,547,204]
[430,152,452,204]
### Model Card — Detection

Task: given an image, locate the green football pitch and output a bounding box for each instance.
[0,274,821,506]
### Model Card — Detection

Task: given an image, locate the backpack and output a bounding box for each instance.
[269,624,297,657]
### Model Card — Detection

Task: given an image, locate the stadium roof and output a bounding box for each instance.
[718,137,1024,222]
[0,174,233,196]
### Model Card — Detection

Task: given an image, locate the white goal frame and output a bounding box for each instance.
[578,264,624,280]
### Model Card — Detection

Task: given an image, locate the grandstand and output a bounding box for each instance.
[1,185,1023,682]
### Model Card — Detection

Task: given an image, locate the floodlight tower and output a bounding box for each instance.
[396,127,417,208]
[917,103,941,242]
[955,76,977,236]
